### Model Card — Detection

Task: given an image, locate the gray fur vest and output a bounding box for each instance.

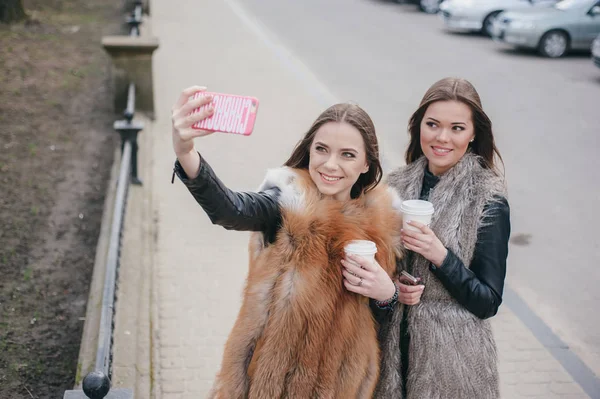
[375,153,507,399]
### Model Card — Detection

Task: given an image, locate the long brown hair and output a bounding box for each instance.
[284,103,382,198]
[405,77,504,175]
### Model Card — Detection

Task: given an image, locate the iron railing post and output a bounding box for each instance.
[114,120,143,185]
[114,82,143,185]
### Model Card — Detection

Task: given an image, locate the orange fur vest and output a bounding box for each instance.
[209,167,403,399]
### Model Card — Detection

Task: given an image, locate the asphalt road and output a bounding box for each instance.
[236,0,600,376]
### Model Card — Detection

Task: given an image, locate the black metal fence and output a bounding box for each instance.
[63,3,144,399]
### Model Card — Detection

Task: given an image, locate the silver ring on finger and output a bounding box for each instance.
[358,277,363,287]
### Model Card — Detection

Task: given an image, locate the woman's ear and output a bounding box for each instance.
[362,163,369,174]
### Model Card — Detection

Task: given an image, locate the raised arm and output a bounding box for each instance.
[170,86,281,239]
[173,154,281,235]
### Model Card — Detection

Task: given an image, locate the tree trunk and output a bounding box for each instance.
[0,0,27,24]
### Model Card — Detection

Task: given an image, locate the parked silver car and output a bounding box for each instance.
[419,0,444,13]
[491,0,600,57]
[440,0,557,36]
[593,33,600,66]
[395,0,444,14]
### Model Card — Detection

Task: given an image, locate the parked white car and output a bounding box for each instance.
[439,0,558,36]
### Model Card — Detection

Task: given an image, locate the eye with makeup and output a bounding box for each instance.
[425,121,466,132]
[314,143,356,159]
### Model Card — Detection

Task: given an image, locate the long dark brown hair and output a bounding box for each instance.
[405,77,504,175]
[284,103,382,198]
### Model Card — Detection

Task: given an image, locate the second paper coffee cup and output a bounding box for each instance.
[401,200,435,232]
[344,240,378,263]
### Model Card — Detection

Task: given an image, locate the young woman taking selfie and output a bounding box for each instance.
[170,86,411,398]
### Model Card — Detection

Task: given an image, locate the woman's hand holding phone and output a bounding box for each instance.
[171,86,215,156]
[171,86,215,179]
[397,271,425,306]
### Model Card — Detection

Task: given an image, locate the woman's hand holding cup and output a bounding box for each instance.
[399,199,447,267]
[340,240,396,302]
[400,220,448,267]
[341,254,397,302]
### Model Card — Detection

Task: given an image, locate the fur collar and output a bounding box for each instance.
[258,166,404,215]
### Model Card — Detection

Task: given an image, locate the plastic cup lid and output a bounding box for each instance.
[400,200,435,216]
[344,240,377,255]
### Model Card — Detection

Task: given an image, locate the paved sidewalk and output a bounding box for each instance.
[112,0,593,397]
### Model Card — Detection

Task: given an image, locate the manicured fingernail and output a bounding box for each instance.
[407,220,413,224]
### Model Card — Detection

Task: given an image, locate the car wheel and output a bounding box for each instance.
[482,11,501,37]
[419,0,441,14]
[538,30,569,58]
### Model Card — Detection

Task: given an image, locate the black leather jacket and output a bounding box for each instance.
[173,156,510,320]
[417,168,510,319]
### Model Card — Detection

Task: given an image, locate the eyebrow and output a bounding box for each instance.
[314,141,358,153]
[426,117,467,126]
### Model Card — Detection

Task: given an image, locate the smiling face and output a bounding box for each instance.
[420,100,475,176]
[308,121,369,201]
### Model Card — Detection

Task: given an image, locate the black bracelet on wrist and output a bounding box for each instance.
[375,282,399,309]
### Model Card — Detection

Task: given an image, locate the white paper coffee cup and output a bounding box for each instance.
[401,200,435,232]
[344,240,378,264]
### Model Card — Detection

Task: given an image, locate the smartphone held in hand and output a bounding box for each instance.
[192,91,259,136]
[399,270,423,286]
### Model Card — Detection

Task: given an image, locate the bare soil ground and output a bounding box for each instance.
[0,0,124,397]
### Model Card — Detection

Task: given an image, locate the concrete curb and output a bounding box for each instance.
[148,121,162,399]
[111,114,154,398]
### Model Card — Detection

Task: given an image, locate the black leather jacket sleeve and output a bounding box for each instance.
[370,299,391,325]
[430,198,510,319]
[172,154,282,239]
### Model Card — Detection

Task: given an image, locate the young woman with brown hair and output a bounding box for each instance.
[170,86,416,398]
[370,77,511,398]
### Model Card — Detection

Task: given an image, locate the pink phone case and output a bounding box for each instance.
[192,91,259,136]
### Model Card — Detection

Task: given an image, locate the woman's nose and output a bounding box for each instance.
[323,155,339,171]
[436,128,450,142]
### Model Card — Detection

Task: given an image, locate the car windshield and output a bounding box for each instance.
[554,0,591,10]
